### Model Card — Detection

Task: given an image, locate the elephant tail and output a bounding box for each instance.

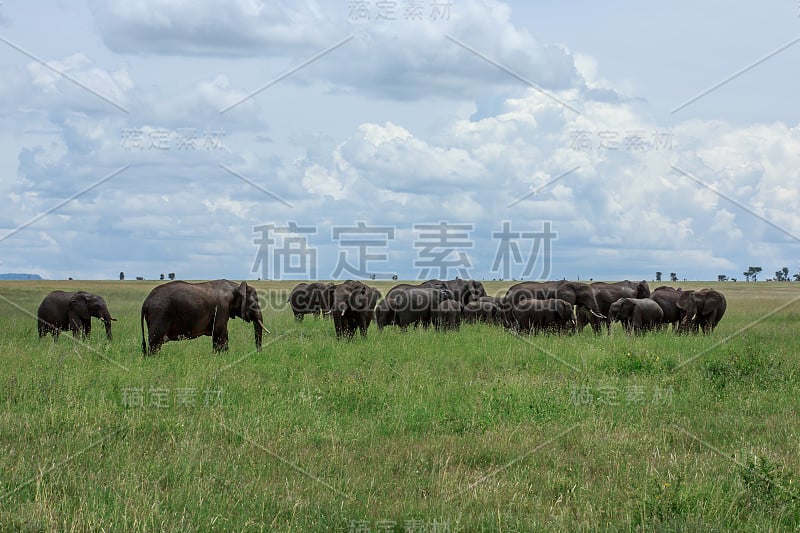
[140,306,147,355]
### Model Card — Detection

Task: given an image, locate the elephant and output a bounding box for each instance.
[433,298,462,331]
[648,286,683,331]
[505,281,605,331]
[676,289,727,333]
[462,296,504,324]
[288,282,335,321]
[608,297,664,334]
[383,286,453,331]
[331,280,381,339]
[375,298,394,330]
[375,284,414,330]
[510,298,576,334]
[141,280,267,354]
[37,290,115,340]
[420,279,486,306]
[578,280,651,333]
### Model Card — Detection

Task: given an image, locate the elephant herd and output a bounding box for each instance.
[289,279,727,338]
[33,279,727,354]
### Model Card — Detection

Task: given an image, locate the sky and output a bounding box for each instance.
[1,0,799,282]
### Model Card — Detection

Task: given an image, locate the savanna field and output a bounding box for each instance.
[1,280,800,532]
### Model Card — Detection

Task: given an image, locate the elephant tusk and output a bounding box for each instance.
[257,320,271,335]
[110,317,118,321]
[590,310,606,319]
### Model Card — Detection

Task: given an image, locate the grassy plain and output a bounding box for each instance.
[1,279,799,531]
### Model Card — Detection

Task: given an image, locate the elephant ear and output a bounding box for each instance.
[676,291,694,311]
[637,281,651,298]
[676,291,697,321]
[68,294,90,321]
[237,281,248,320]
[621,298,636,317]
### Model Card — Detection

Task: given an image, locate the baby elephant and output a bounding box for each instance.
[608,297,663,334]
[433,298,462,331]
[37,290,116,340]
[512,298,576,334]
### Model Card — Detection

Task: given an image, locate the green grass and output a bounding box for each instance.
[1,280,800,531]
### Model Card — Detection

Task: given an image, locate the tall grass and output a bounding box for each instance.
[1,280,799,531]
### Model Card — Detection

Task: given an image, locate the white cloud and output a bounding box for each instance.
[3,1,800,281]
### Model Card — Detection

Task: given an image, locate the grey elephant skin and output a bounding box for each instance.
[433,298,462,331]
[676,289,727,333]
[462,296,505,324]
[510,298,576,334]
[141,280,266,354]
[648,286,683,330]
[331,280,381,339]
[420,279,486,306]
[608,297,664,334]
[289,282,335,321]
[579,280,651,333]
[37,290,115,340]
[378,285,453,331]
[505,281,605,329]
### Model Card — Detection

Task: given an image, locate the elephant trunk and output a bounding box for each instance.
[252,309,264,351]
[100,309,114,340]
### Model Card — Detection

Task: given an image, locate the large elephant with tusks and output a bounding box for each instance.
[141,280,268,354]
[505,281,605,330]
[676,289,727,333]
[331,280,381,339]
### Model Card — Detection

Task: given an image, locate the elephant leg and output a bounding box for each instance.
[147,335,164,355]
[333,314,345,338]
[83,319,91,338]
[345,321,357,340]
[212,329,229,352]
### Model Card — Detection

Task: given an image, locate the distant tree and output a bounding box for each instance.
[731,278,737,282]
[775,270,786,282]
[717,274,728,282]
[136,276,144,281]
[160,273,165,280]
[168,273,175,280]
[119,271,125,281]
[669,272,678,282]
[794,273,800,282]
[391,274,398,281]
[746,266,762,282]
[782,267,789,280]
[743,271,751,282]
[370,273,376,280]
[655,271,662,282]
